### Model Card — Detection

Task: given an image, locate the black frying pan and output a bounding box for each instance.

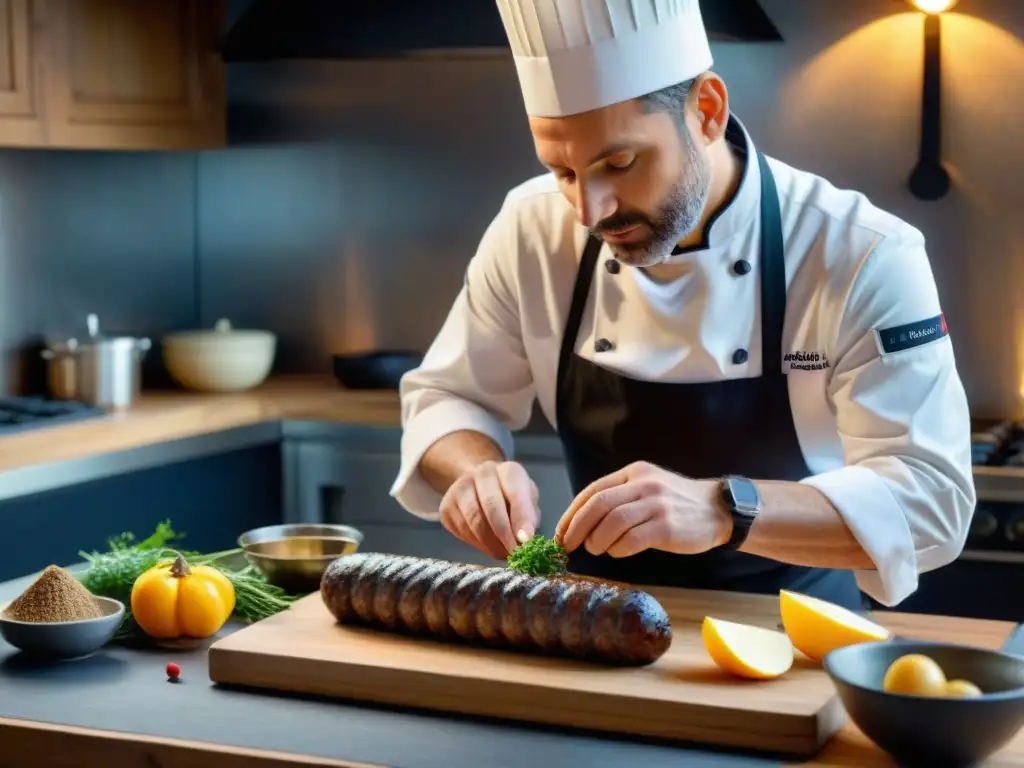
[332,351,423,390]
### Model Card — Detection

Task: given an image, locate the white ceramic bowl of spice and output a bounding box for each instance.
[0,564,124,660]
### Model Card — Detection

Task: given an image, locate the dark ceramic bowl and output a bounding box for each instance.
[824,640,1024,768]
[0,595,124,661]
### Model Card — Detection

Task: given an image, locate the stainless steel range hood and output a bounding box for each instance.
[220,0,783,62]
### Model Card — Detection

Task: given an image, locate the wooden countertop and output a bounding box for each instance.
[0,376,404,473]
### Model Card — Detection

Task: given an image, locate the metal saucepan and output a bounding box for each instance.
[41,313,151,409]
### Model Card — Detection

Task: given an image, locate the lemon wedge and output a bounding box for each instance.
[779,590,890,661]
[702,616,794,680]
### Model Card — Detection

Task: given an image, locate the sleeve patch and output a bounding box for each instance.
[874,314,948,355]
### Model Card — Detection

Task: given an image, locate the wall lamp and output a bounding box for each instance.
[907,0,957,201]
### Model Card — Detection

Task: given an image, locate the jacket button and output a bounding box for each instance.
[733,259,751,276]
[605,259,621,274]
[732,348,748,364]
[595,338,613,353]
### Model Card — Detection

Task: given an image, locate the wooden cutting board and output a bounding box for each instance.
[207,578,852,758]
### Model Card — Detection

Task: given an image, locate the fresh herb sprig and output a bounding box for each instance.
[77,519,300,642]
[506,534,569,577]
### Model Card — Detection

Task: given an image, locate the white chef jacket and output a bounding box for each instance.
[390,118,975,608]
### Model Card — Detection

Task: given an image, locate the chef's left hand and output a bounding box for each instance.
[555,462,733,557]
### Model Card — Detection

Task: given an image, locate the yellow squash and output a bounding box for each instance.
[131,554,235,639]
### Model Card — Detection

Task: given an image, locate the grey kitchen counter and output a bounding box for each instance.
[4,564,1021,768]
[0,385,1021,763]
[0,567,800,768]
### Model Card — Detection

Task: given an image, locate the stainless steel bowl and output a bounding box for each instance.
[237,524,363,594]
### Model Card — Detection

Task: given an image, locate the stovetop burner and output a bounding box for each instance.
[0,397,106,436]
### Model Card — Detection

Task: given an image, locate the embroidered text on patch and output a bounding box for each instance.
[784,351,830,371]
[876,314,948,355]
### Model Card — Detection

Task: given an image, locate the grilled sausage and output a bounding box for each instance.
[320,552,672,666]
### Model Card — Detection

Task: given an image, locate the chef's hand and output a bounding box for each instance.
[554,462,732,557]
[439,461,541,561]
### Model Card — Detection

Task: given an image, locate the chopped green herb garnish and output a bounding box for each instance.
[506,534,569,577]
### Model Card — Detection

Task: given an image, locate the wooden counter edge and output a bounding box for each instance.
[0,377,405,474]
[0,716,388,768]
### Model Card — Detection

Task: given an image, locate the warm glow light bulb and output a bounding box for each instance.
[910,0,959,13]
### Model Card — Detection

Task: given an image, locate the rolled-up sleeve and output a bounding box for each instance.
[390,199,536,520]
[800,233,976,606]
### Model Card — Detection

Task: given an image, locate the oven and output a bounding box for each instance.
[877,422,1024,622]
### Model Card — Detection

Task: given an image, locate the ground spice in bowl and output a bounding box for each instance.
[3,565,102,622]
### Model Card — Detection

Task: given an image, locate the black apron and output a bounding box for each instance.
[554,151,864,611]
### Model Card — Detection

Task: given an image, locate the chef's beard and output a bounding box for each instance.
[593,127,712,268]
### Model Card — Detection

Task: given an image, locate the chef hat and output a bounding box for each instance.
[495,0,713,118]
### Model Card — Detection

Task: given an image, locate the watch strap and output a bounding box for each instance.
[720,475,760,550]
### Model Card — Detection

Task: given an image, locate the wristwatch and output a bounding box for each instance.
[719,475,761,550]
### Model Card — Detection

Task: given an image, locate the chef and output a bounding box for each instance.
[389,0,975,610]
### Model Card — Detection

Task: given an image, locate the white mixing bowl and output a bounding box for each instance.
[162,318,276,393]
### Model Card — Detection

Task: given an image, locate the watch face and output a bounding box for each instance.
[728,478,760,514]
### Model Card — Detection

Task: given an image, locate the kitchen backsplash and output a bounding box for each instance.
[0,150,200,393]
[0,0,1020,419]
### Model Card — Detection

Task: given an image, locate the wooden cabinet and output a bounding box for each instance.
[0,0,225,150]
[0,0,45,144]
